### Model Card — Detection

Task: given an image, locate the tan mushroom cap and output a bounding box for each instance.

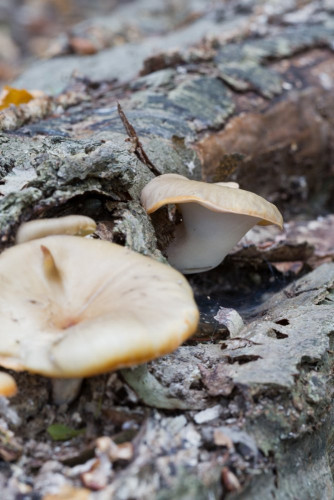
[0,372,17,397]
[0,236,199,378]
[16,215,97,244]
[141,174,283,228]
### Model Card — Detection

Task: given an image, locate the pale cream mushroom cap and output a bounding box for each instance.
[0,372,17,397]
[141,174,283,228]
[141,174,283,273]
[0,236,199,377]
[16,215,97,244]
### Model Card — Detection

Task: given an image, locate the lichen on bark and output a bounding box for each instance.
[0,1,333,498]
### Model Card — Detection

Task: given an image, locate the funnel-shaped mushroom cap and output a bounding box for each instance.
[0,372,17,397]
[0,237,199,377]
[141,174,283,273]
[16,215,96,244]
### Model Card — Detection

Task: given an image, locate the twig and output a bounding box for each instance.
[117,102,161,176]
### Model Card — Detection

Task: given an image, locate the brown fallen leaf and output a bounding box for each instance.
[221,467,241,492]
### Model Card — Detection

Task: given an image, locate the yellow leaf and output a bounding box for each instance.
[0,85,34,110]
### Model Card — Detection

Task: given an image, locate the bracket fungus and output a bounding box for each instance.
[16,215,97,244]
[0,236,199,397]
[141,174,283,274]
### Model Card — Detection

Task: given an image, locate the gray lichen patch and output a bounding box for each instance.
[0,71,207,252]
[131,68,177,91]
[217,24,334,65]
[92,264,334,500]
[217,61,283,99]
[220,304,333,388]
[215,23,334,97]
[0,115,202,254]
[1,12,333,256]
[0,130,158,252]
[0,134,49,181]
[125,75,234,137]
[0,188,42,244]
[139,136,202,180]
[167,77,235,130]
[123,264,334,410]
[112,201,164,260]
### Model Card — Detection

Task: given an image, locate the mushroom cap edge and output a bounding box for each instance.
[141,174,283,229]
[0,236,199,378]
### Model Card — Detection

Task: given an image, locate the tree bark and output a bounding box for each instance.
[0,1,333,499]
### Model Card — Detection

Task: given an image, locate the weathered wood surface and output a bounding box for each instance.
[0,1,333,499]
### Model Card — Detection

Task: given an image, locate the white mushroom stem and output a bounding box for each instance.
[41,246,81,404]
[0,236,198,405]
[141,174,282,274]
[167,203,261,274]
[51,378,83,405]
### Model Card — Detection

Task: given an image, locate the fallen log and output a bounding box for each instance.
[0,1,333,499]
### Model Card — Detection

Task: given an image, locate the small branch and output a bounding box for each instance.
[117,102,161,177]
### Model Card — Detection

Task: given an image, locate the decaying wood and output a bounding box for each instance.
[1,7,333,249]
[0,0,333,499]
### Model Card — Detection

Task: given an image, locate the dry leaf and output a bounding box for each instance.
[221,467,241,492]
[0,86,34,110]
[213,307,244,337]
[43,485,91,500]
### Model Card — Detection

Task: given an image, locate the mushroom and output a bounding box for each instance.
[14,215,96,402]
[0,372,17,397]
[16,215,97,244]
[0,236,199,401]
[141,174,283,273]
